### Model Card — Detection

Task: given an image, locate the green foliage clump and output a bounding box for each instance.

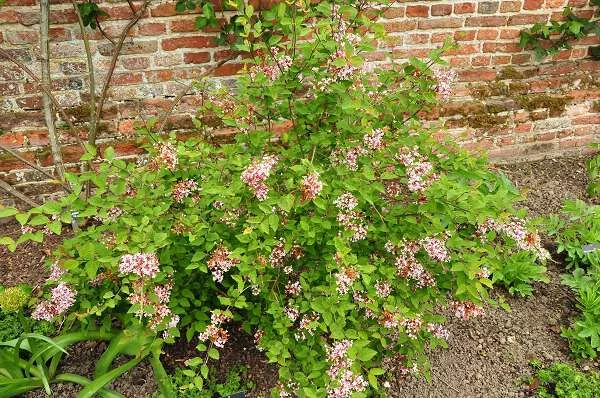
[163,365,254,398]
[587,147,600,198]
[532,361,600,398]
[520,1,600,60]
[547,200,600,358]
[0,286,29,313]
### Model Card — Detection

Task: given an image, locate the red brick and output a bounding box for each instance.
[111,73,143,85]
[432,32,452,43]
[213,63,244,77]
[507,14,548,25]
[523,0,543,9]
[477,29,499,40]
[406,5,429,17]
[465,16,508,27]
[483,42,522,52]
[572,115,600,125]
[138,22,167,36]
[492,55,512,65]
[162,36,215,51]
[431,4,452,16]
[170,19,197,33]
[383,7,405,19]
[459,68,497,81]
[454,30,477,41]
[454,2,476,13]
[500,1,522,12]
[122,57,151,70]
[418,18,463,29]
[384,21,417,32]
[0,83,20,96]
[511,53,531,64]
[183,52,212,64]
[471,55,491,66]
[0,10,19,24]
[546,0,566,6]
[49,27,71,41]
[499,29,521,39]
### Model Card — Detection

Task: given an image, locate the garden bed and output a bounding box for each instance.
[2,155,597,398]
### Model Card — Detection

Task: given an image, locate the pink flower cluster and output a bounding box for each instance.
[374,279,392,298]
[401,317,423,339]
[151,143,178,171]
[397,147,439,192]
[335,267,360,294]
[420,237,450,262]
[326,340,368,398]
[285,280,302,296]
[363,128,385,151]
[295,312,320,341]
[477,218,550,260]
[198,311,231,348]
[32,283,77,321]
[301,172,323,202]
[241,155,278,201]
[172,179,199,203]
[433,68,457,101]
[335,193,367,242]
[450,300,485,320]
[119,253,160,279]
[331,146,367,171]
[207,246,239,283]
[284,306,299,322]
[48,263,66,281]
[253,47,292,81]
[395,242,435,288]
[427,323,450,340]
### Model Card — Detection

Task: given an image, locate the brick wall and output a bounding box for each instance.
[0,0,599,204]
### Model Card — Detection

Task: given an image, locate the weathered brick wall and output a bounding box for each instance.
[0,0,599,204]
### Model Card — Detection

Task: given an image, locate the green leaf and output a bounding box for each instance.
[0,207,17,218]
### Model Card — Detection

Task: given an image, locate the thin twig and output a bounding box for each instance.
[155,55,237,136]
[0,145,72,192]
[0,178,40,208]
[95,0,152,122]
[0,48,84,149]
[95,17,116,45]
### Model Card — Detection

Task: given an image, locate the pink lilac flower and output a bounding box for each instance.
[334,193,358,211]
[363,128,385,150]
[384,241,397,253]
[420,237,450,262]
[395,242,435,288]
[285,280,302,296]
[330,147,367,171]
[477,218,550,260]
[427,323,450,340]
[270,241,287,267]
[325,339,368,398]
[284,306,299,322]
[401,317,423,339]
[375,280,392,298]
[198,324,229,348]
[260,47,292,81]
[327,370,368,398]
[21,225,35,234]
[154,283,173,304]
[152,143,178,171]
[380,310,399,329]
[301,172,323,202]
[335,267,360,294]
[433,68,457,101]
[254,329,264,349]
[336,211,368,242]
[32,283,77,321]
[241,155,278,201]
[119,253,160,279]
[397,147,439,193]
[106,207,123,221]
[476,266,491,279]
[207,246,239,283]
[172,179,199,203]
[450,300,485,320]
[48,263,66,281]
[211,311,232,325]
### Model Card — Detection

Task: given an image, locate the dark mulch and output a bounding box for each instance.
[1,154,598,397]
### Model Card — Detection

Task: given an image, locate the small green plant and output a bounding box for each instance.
[492,251,549,297]
[520,1,600,60]
[586,145,600,198]
[530,361,600,397]
[163,364,254,398]
[547,200,600,358]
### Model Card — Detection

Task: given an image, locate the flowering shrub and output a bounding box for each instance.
[0,1,549,396]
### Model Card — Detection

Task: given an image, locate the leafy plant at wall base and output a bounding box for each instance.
[520,2,600,60]
[0,1,550,396]
[530,361,600,398]
[586,145,600,198]
[159,365,254,398]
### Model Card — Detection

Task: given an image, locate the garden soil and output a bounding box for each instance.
[1,155,598,398]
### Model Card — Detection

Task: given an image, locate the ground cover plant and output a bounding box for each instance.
[547,200,600,360]
[0,1,551,396]
[529,361,600,398]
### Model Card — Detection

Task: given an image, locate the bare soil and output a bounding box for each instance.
[1,155,598,397]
